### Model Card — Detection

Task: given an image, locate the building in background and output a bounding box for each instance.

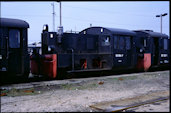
[28,42,41,55]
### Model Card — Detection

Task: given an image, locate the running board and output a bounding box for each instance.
[67,68,112,73]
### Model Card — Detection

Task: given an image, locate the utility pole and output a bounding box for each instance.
[51,2,55,32]
[156,13,167,33]
[58,1,63,34]
[57,1,63,43]
[59,2,62,27]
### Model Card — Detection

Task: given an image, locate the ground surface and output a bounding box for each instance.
[0,70,170,112]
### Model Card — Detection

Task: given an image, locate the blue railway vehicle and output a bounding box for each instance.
[0,18,30,82]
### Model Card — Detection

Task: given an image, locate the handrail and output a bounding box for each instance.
[67,48,74,71]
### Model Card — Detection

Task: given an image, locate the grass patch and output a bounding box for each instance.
[107,76,138,83]
[61,82,98,90]
[1,88,39,97]
[121,76,137,80]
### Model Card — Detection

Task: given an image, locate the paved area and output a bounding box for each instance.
[0,70,170,112]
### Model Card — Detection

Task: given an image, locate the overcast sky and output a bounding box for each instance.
[1,1,169,44]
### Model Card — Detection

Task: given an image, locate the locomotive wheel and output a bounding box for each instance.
[67,73,74,79]
[21,72,30,82]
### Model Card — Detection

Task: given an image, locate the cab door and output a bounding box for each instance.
[98,35,113,68]
[0,28,8,72]
[152,37,160,65]
[159,38,169,65]
[8,29,22,74]
[113,35,133,68]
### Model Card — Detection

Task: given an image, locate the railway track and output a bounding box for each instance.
[0,70,169,90]
[1,66,169,86]
[89,90,169,112]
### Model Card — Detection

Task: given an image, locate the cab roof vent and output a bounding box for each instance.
[144,30,153,32]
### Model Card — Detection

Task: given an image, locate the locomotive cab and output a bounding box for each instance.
[134,30,170,71]
[134,30,152,71]
[80,27,137,71]
[0,18,30,81]
[151,33,170,67]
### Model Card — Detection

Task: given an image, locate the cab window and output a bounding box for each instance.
[102,36,110,46]
[118,36,125,50]
[164,39,168,50]
[140,37,147,47]
[125,36,131,50]
[114,36,118,49]
[9,29,20,48]
[114,35,131,50]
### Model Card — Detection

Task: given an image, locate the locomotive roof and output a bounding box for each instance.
[134,30,168,38]
[80,27,136,36]
[0,18,29,28]
[105,27,136,35]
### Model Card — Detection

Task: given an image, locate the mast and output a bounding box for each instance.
[51,2,55,32]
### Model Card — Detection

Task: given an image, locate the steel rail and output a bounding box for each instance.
[90,95,169,112]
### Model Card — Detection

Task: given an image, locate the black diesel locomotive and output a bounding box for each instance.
[0,18,30,81]
[30,25,170,79]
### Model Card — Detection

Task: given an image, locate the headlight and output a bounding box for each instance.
[140,48,143,53]
[43,24,48,32]
[48,46,51,51]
